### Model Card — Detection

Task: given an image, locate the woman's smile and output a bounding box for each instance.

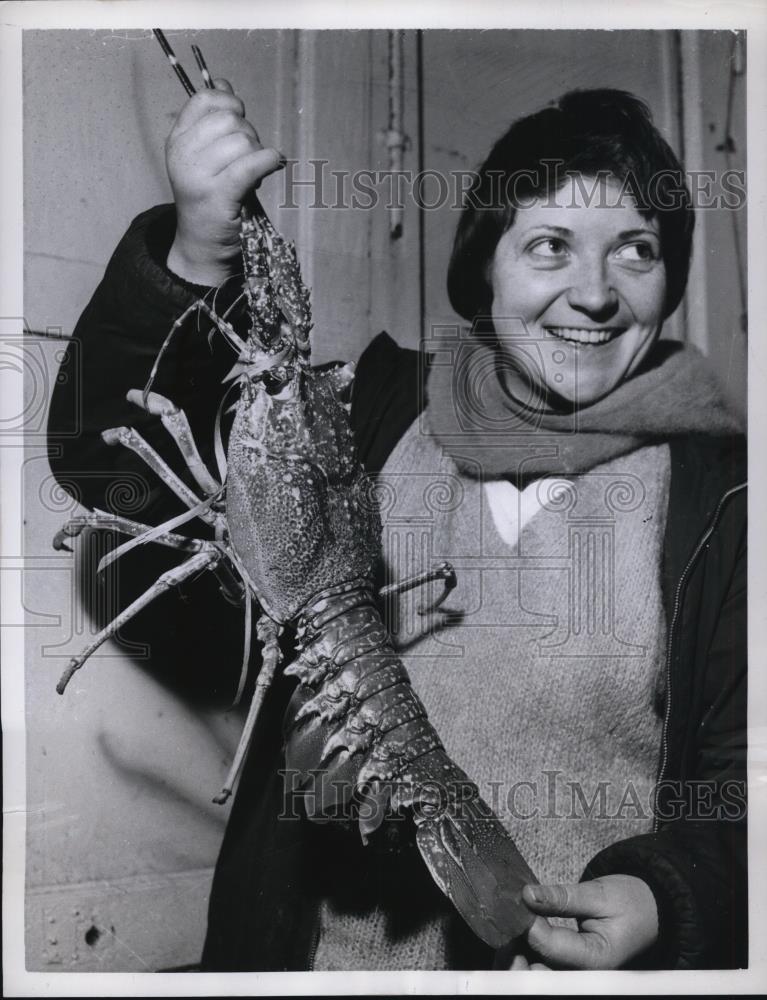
[490,174,667,408]
[543,325,625,345]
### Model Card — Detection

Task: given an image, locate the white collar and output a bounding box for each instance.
[482,477,567,548]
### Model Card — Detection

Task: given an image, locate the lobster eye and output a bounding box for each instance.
[262,368,291,395]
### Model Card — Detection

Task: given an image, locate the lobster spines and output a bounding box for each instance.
[281,582,537,949]
[239,211,312,362]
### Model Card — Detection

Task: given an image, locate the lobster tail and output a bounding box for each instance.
[282,580,537,949]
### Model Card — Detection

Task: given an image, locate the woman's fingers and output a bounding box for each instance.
[195,130,261,177]
[173,111,256,166]
[522,883,609,970]
[220,147,285,198]
[171,87,245,138]
[171,102,264,186]
[185,109,258,148]
[509,950,550,971]
[522,880,607,918]
[169,109,269,196]
[526,915,611,970]
[212,77,261,141]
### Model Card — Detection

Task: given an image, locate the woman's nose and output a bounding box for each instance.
[566,260,619,318]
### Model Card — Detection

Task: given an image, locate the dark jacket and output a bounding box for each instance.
[47,205,748,971]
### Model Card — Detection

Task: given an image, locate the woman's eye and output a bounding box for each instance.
[615,242,658,263]
[528,237,568,258]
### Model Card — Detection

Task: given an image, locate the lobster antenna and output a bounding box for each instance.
[153,29,272,228]
[191,43,214,89]
[153,29,196,96]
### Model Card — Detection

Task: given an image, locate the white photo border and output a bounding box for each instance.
[2,0,765,996]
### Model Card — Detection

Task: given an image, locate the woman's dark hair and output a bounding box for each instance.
[447,89,695,321]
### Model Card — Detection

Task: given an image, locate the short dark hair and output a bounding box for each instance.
[447,89,695,321]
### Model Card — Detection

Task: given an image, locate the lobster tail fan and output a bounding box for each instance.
[406,754,538,949]
[414,812,535,948]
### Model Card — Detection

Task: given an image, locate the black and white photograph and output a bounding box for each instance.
[2,1,765,995]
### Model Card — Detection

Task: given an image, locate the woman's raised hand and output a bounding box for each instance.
[166,78,285,287]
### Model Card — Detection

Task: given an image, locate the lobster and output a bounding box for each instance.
[52,40,538,953]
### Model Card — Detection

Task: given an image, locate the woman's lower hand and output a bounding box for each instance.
[165,78,285,287]
[512,874,659,970]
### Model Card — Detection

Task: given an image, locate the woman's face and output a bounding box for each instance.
[489,174,667,408]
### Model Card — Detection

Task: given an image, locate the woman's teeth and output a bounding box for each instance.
[545,327,620,345]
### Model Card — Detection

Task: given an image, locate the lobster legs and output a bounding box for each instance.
[100,425,224,530]
[52,512,206,555]
[56,547,222,694]
[54,389,250,696]
[126,389,222,497]
[213,615,282,805]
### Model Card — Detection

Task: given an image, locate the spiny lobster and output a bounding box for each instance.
[52,44,538,952]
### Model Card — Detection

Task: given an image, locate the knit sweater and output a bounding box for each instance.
[313,422,670,970]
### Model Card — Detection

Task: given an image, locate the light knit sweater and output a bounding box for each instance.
[313,421,670,970]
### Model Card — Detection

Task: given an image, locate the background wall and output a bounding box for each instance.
[22,28,747,971]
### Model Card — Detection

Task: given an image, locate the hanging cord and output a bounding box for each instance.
[716,32,747,336]
[384,30,408,240]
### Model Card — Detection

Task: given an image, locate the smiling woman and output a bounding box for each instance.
[490,175,667,406]
[447,90,696,413]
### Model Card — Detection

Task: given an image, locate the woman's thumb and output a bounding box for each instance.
[213,77,234,94]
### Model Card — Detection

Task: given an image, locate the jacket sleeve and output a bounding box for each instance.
[581,489,747,970]
[46,203,235,525]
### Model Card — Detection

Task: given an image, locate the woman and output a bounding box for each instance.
[47,87,746,970]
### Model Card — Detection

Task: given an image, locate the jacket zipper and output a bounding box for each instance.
[653,481,747,833]
[307,911,321,971]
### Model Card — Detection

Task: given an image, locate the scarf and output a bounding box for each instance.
[426,337,744,484]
